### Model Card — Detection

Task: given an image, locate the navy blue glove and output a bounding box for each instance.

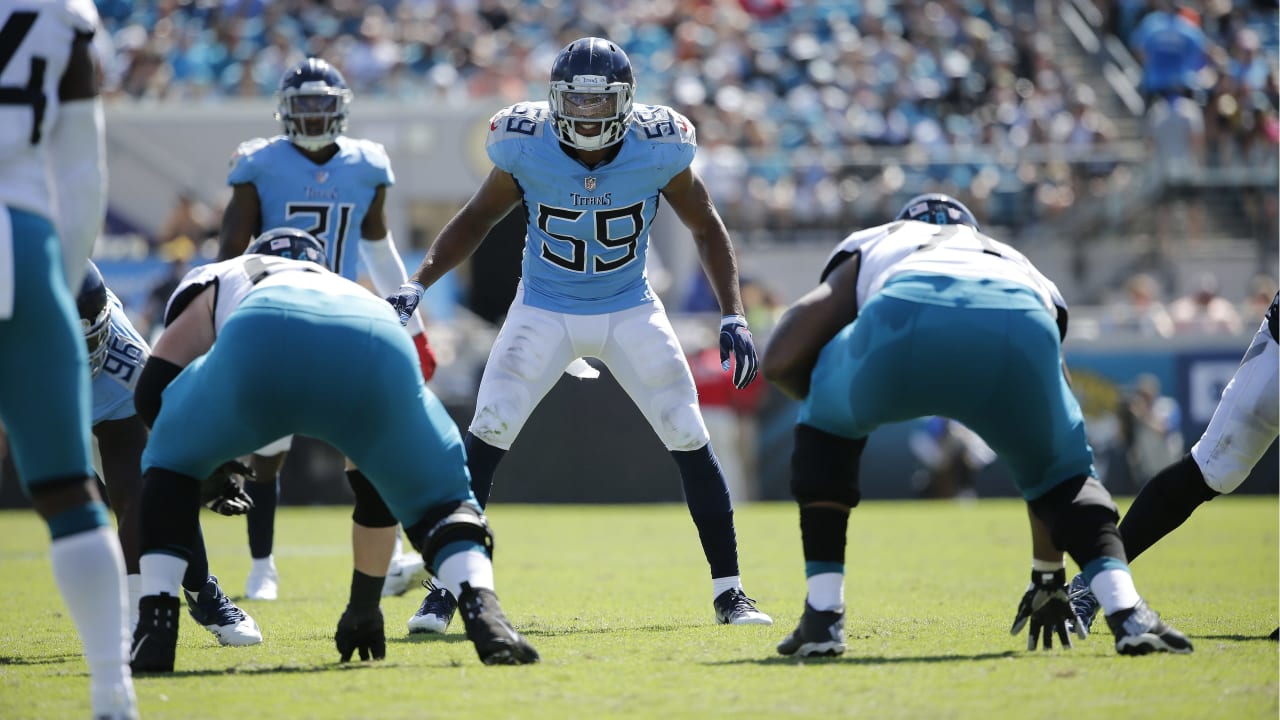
[719,314,759,389]
[386,282,425,327]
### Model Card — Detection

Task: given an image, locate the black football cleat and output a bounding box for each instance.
[776,601,846,657]
[1106,599,1193,655]
[131,594,181,673]
[457,583,539,665]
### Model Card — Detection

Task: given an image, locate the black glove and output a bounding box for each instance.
[200,461,256,517]
[1010,568,1087,650]
[335,605,385,662]
[718,314,759,389]
[386,282,425,327]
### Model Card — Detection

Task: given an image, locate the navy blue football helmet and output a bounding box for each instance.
[275,58,352,151]
[895,193,980,230]
[77,260,112,377]
[246,227,329,269]
[548,37,635,151]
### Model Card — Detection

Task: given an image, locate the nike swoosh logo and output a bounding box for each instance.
[130,636,147,663]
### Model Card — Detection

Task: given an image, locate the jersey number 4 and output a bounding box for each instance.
[537,201,644,274]
[0,11,48,145]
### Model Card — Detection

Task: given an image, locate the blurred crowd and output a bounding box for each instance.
[92,0,1277,241]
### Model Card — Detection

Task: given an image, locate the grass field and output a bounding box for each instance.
[0,497,1275,719]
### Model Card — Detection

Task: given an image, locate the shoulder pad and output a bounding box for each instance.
[631,105,696,145]
[164,263,220,327]
[229,137,272,167]
[486,103,550,145]
[58,0,100,35]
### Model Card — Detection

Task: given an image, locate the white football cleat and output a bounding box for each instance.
[245,556,279,601]
[382,551,427,597]
[186,575,263,647]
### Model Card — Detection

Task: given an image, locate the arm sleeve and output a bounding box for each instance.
[48,98,106,288]
[359,233,424,335]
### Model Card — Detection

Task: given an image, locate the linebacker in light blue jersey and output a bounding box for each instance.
[78,262,261,647]
[217,58,434,602]
[390,37,772,632]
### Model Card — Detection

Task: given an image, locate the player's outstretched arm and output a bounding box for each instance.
[409,167,521,291]
[218,184,262,260]
[661,167,743,318]
[390,168,520,325]
[49,31,106,288]
[762,252,862,400]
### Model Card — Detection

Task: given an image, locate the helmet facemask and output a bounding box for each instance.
[276,82,351,151]
[549,76,634,151]
[82,305,111,378]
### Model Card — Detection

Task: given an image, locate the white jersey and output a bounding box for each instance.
[164,255,373,334]
[0,0,98,221]
[822,220,1067,317]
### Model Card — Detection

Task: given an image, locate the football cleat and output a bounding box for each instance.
[382,551,427,598]
[131,594,180,673]
[714,588,773,626]
[1067,572,1101,635]
[457,583,540,665]
[185,575,263,646]
[776,601,847,657]
[245,556,279,600]
[1106,599,1193,655]
[407,579,457,634]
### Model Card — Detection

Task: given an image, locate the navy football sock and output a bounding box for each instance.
[245,475,280,559]
[181,525,210,593]
[464,432,506,509]
[672,445,740,579]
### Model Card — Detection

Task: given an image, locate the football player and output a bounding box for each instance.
[761,194,1192,657]
[0,2,135,717]
[388,37,771,632]
[129,227,538,672]
[79,261,261,646]
[217,58,433,600]
[1068,291,1279,633]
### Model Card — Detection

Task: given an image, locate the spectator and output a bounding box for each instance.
[1169,272,1246,335]
[1129,0,1213,103]
[1146,93,1206,242]
[1119,373,1183,490]
[1105,273,1176,338]
[156,192,217,249]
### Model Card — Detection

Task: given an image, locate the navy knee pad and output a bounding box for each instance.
[790,424,866,507]
[347,469,397,528]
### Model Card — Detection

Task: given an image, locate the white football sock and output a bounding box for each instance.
[252,555,276,572]
[391,530,404,559]
[1089,568,1142,616]
[126,574,141,633]
[712,575,742,600]
[806,572,845,612]
[140,553,188,598]
[435,549,494,598]
[49,527,135,713]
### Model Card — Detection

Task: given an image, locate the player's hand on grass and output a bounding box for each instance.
[200,460,256,516]
[336,605,386,662]
[1010,568,1086,650]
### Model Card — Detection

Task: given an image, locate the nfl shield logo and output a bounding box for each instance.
[584,176,597,192]
[315,171,329,184]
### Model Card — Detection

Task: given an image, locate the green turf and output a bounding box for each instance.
[0,498,1275,719]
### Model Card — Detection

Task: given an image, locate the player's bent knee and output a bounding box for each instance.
[654,395,710,451]
[348,470,397,528]
[1029,475,1123,567]
[470,381,532,450]
[790,424,866,507]
[406,501,494,571]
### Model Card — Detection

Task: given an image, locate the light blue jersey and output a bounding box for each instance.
[90,290,149,425]
[486,101,696,314]
[227,135,394,281]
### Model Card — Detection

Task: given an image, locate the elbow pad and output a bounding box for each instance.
[134,357,184,428]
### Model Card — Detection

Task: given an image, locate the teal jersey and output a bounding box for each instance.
[227,135,394,281]
[485,101,696,314]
